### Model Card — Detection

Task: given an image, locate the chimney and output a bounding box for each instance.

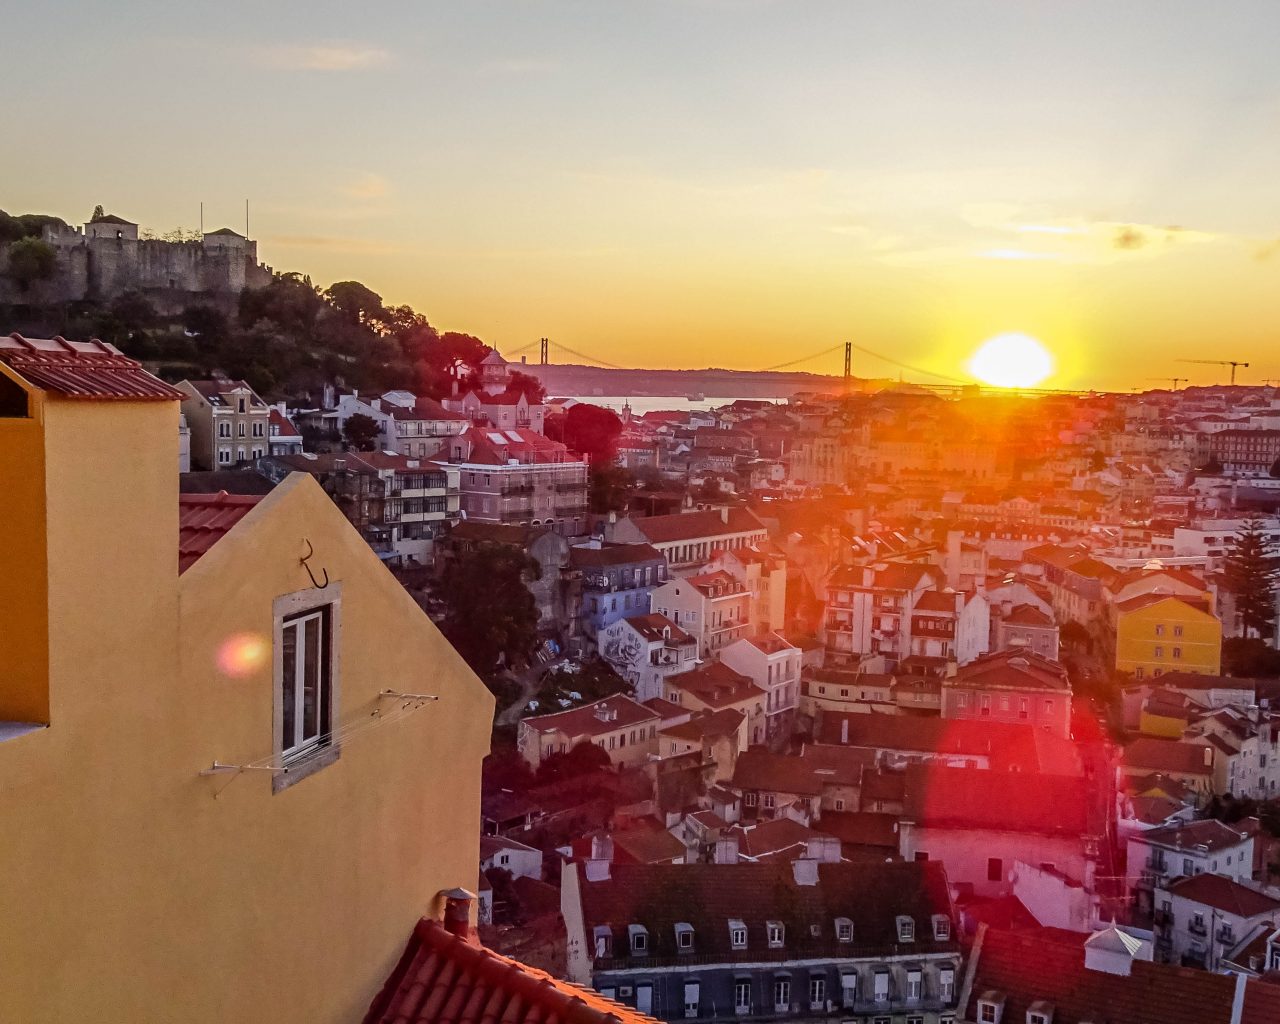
[440,887,480,946]
[1203,745,1213,768]
[720,507,730,524]
[792,857,820,886]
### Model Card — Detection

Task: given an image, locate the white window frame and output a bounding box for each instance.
[772,977,790,1013]
[808,975,825,1011]
[730,920,748,949]
[767,920,785,948]
[734,980,751,1015]
[272,585,342,792]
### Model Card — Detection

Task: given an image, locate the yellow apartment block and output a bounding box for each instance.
[1114,593,1222,681]
[0,336,492,1023]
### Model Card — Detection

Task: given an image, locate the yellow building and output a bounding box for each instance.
[0,336,492,1023]
[1114,593,1222,681]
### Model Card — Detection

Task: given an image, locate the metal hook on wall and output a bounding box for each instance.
[300,538,330,590]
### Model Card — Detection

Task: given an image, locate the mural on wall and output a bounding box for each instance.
[601,626,643,670]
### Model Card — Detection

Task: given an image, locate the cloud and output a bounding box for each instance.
[341,174,390,200]
[1254,238,1280,262]
[1113,225,1147,250]
[256,44,391,72]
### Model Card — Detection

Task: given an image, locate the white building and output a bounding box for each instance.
[719,633,802,744]
[480,835,543,882]
[1154,873,1280,971]
[1125,818,1256,915]
[597,613,699,703]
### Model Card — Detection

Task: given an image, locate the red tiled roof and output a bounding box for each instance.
[660,708,744,743]
[569,543,664,568]
[1114,592,1215,616]
[626,508,766,544]
[952,648,1071,693]
[1165,873,1280,918]
[386,396,466,421]
[0,334,183,400]
[268,408,301,437]
[965,925,1246,1024]
[365,918,660,1024]
[914,590,959,612]
[1123,737,1214,776]
[667,662,763,709]
[1141,818,1253,854]
[624,614,693,645]
[521,695,658,738]
[1003,603,1054,627]
[724,817,825,860]
[813,811,900,850]
[903,765,1092,837]
[178,492,263,573]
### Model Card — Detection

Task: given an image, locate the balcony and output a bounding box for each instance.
[1188,920,1208,937]
[500,484,535,497]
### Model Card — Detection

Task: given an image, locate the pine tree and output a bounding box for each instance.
[1223,518,1280,639]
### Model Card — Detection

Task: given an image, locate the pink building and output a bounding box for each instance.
[941,649,1073,738]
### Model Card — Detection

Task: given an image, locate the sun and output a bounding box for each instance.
[968,333,1054,388]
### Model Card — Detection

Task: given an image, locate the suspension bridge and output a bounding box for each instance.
[501,337,1099,398]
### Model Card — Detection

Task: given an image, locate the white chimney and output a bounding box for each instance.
[792,858,820,886]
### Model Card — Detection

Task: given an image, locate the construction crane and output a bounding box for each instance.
[1177,358,1250,384]
[1147,377,1187,390]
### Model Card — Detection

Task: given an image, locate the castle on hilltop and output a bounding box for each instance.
[0,209,274,313]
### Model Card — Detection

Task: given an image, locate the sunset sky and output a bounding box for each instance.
[6,1,1280,389]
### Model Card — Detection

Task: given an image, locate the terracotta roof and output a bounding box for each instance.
[569,543,664,568]
[520,695,658,738]
[385,396,466,421]
[861,767,906,803]
[964,924,1249,1024]
[902,765,1092,837]
[1140,819,1253,854]
[1123,737,1214,776]
[181,378,268,407]
[1112,565,1209,592]
[814,811,900,850]
[610,826,686,865]
[952,649,1071,693]
[819,714,1082,774]
[660,708,744,743]
[914,590,959,612]
[0,334,183,400]
[741,632,796,655]
[731,749,823,796]
[177,492,262,573]
[1164,874,1280,918]
[364,918,660,1024]
[449,521,549,547]
[641,696,686,720]
[624,614,693,645]
[268,408,302,437]
[1003,603,1055,627]
[625,508,766,544]
[724,817,825,860]
[666,662,763,709]
[1114,592,1216,616]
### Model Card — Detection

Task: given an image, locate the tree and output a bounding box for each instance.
[1270,455,1280,479]
[1222,637,1280,678]
[6,237,57,291]
[1223,518,1280,639]
[507,369,547,403]
[563,403,623,463]
[535,740,611,784]
[439,543,540,676]
[1060,619,1092,653]
[182,304,229,343]
[325,280,388,329]
[589,461,633,514]
[343,412,381,451]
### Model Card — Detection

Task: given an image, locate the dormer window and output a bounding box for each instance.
[628,923,649,955]
[835,917,853,943]
[767,920,785,948]
[933,914,951,941]
[729,919,747,949]
[675,922,695,952]
[897,915,915,942]
[1026,1000,1055,1024]
[977,991,1006,1023]
[593,925,613,958]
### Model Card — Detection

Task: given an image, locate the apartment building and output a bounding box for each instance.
[1114,594,1223,680]
[516,695,661,770]
[705,542,788,634]
[572,541,668,645]
[597,613,698,703]
[608,507,770,574]
[442,424,590,536]
[651,570,752,656]
[177,377,271,469]
[822,561,942,668]
[1126,818,1256,916]
[1205,428,1280,476]
[562,860,963,1024]
[1154,873,1280,970]
[259,451,461,563]
[941,649,1073,738]
[720,633,802,743]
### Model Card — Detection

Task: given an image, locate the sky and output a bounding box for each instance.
[5,1,1280,389]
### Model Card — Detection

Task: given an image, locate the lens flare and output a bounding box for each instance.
[968,333,1054,388]
[216,632,269,678]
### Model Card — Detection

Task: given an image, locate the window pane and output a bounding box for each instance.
[302,614,321,741]
[281,622,297,750]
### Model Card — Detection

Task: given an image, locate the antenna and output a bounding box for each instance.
[199,201,204,234]
[245,199,249,239]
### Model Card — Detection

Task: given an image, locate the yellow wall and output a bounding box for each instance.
[0,368,49,722]
[1137,709,1188,739]
[1115,597,1222,679]
[0,394,493,1024]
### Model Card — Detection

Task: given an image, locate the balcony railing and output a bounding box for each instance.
[1188,920,1208,937]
